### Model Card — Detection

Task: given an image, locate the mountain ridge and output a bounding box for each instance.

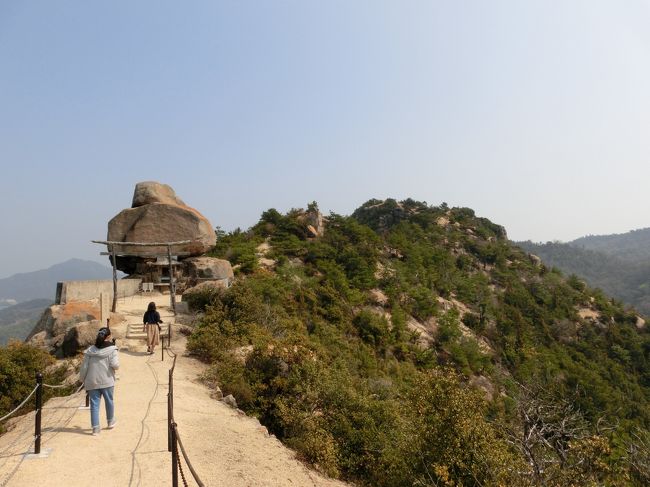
[517,227,650,315]
[571,226,650,262]
[0,258,114,303]
[0,298,53,345]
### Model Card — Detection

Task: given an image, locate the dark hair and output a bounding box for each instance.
[147,302,156,312]
[95,327,111,348]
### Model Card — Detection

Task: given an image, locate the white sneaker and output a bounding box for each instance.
[92,427,100,436]
[107,419,117,429]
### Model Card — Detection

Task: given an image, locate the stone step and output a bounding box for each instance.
[126,323,171,339]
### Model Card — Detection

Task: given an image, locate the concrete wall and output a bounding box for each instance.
[56,279,142,304]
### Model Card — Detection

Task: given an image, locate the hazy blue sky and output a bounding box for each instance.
[2,1,650,278]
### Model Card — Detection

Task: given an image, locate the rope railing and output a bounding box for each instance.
[0,373,86,457]
[0,385,39,423]
[0,376,86,487]
[42,383,73,390]
[166,346,205,487]
[173,423,205,487]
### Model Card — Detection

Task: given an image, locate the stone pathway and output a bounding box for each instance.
[0,294,349,487]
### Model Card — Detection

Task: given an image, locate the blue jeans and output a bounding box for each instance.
[89,387,114,429]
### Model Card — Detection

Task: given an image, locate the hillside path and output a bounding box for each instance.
[0,294,349,487]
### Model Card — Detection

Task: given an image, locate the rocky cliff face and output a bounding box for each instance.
[27,301,125,358]
[107,182,217,273]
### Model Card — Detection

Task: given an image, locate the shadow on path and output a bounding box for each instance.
[46,426,91,437]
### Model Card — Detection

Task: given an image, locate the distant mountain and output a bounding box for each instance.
[0,258,114,303]
[0,298,52,345]
[517,228,650,315]
[572,227,650,262]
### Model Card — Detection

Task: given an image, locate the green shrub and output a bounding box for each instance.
[353,310,391,348]
[182,285,224,312]
[0,342,69,432]
[437,309,461,344]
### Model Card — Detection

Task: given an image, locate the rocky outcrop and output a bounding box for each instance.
[182,257,233,286]
[28,301,99,341]
[368,289,389,306]
[108,182,216,273]
[27,301,123,358]
[298,207,325,238]
[222,394,238,409]
[60,320,101,357]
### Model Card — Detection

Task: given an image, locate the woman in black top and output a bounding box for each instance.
[143,301,162,354]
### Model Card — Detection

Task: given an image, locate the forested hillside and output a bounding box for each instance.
[187,199,650,486]
[573,228,650,262]
[0,298,52,345]
[517,241,650,316]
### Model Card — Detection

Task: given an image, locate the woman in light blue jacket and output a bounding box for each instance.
[79,327,119,435]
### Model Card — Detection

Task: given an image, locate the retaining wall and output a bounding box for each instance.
[55,279,142,304]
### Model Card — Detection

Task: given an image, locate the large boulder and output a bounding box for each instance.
[61,320,101,357]
[132,181,185,207]
[28,301,99,340]
[183,257,234,284]
[27,301,104,357]
[108,182,217,273]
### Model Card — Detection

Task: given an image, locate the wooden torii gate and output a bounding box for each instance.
[91,239,191,315]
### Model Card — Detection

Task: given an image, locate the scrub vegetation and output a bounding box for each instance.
[0,341,72,434]
[187,199,649,485]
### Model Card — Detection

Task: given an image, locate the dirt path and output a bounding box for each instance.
[0,295,349,487]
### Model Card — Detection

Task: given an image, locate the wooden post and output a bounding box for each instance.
[110,245,118,312]
[171,422,179,487]
[168,369,173,452]
[167,244,176,316]
[34,373,43,454]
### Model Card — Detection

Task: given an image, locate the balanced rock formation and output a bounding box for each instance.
[108,182,216,273]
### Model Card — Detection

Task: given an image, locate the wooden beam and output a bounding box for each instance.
[99,252,191,257]
[92,240,192,246]
[110,245,118,312]
[167,244,177,316]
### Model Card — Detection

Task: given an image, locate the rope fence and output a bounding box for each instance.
[0,385,39,423]
[174,424,205,487]
[166,346,205,487]
[0,373,85,456]
[1,344,204,486]
[0,376,84,487]
[42,383,72,390]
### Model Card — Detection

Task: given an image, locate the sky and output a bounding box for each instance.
[1,0,650,278]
